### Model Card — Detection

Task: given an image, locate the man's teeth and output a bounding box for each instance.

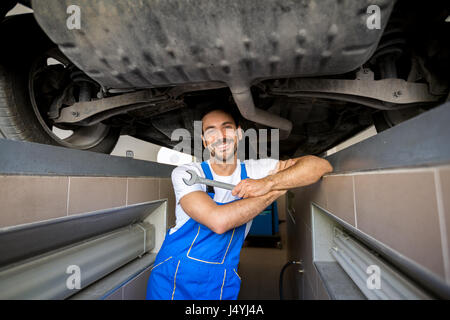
[217,143,229,150]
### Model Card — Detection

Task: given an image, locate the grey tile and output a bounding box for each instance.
[0,175,68,227]
[68,177,127,215]
[127,178,159,205]
[123,268,152,300]
[292,179,326,230]
[159,178,176,228]
[309,178,327,210]
[355,171,445,278]
[323,175,355,226]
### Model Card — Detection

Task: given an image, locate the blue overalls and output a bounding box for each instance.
[146,161,248,300]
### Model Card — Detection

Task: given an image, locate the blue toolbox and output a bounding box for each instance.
[248,202,279,236]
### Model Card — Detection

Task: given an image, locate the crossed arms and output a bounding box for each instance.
[179,155,333,234]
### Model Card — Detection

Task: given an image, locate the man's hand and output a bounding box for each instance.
[231,177,274,199]
[232,158,298,198]
[268,158,297,175]
[232,155,332,199]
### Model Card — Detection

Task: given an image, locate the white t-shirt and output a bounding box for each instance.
[170,158,279,237]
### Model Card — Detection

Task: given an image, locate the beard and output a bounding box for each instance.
[209,138,237,163]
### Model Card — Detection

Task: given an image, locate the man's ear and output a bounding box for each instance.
[201,134,207,148]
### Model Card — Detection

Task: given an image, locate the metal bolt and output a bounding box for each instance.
[71,111,79,117]
[393,90,402,98]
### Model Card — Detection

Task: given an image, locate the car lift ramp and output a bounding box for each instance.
[327,101,450,173]
[317,101,450,300]
[0,140,175,299]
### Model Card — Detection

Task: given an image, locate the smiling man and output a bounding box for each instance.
[146,106,333,300]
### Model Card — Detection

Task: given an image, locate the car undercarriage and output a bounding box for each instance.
[0,0,449,157]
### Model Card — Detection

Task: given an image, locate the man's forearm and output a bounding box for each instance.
[266,155,332,191]
[214,190,285,234]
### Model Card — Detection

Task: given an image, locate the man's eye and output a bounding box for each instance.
[205,129,218,138]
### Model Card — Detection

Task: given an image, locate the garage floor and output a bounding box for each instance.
[238,221,289,300]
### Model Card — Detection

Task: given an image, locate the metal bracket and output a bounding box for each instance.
[54,89,168,123]
[54,82,228,124]
[268,69,442,108]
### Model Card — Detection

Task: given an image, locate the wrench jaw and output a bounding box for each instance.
[183,169,197,186]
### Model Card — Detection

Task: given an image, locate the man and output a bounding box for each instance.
[146,106,333,300]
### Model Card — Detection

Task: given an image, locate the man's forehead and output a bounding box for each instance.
[202,111,236,129]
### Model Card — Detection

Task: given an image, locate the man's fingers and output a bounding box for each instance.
[231,183,241,196]
[277,159,296,173]
[276,161,283,171]
[287,159,295,168]
[234,180,248,195]
[237,182,250,198]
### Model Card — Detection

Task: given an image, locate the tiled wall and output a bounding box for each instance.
[286,165,450,300]
[0,176,176,229]
[0,174,176,300]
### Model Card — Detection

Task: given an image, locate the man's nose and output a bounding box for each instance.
[222,128,235,138]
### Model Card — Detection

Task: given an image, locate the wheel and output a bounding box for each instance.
[372,107,428,134]
[0,14,120,153]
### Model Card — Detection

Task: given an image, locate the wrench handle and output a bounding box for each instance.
[201,179,236,191]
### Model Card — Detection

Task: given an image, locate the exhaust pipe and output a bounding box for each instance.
[231,87,292,140]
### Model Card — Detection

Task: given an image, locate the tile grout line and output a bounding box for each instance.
[433,169,450,282]
[125,178,129,206]
[352,176,357,229]
[324,164,450,177]
[66,177,71,216]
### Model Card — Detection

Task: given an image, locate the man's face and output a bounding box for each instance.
[201,110,242,163]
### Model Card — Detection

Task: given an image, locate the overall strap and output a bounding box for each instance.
[240,162,248,180]
[200,161,248,200]
[200,161,215,199]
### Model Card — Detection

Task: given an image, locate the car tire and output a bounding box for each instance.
[0,14,120,154]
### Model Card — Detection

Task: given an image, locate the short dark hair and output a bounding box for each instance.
[199,104,241,129]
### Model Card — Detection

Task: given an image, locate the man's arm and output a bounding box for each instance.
[180,189,286,234]
[232,155,333,198]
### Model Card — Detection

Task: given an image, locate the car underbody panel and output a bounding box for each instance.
[22,0,449,157]
[32,0,393,90]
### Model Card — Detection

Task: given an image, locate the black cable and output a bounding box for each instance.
[279,260,302,300]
